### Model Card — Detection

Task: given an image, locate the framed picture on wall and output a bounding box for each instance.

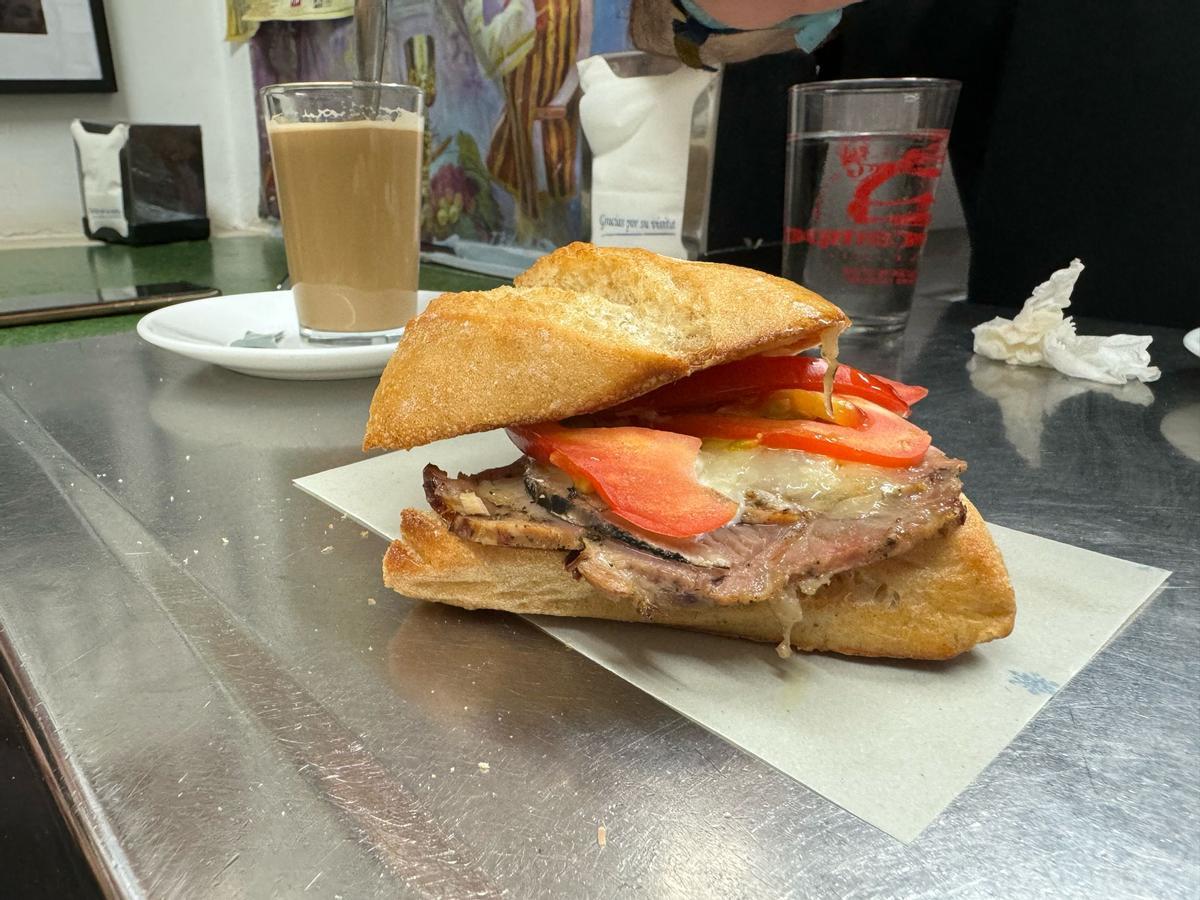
[0,0,116,93]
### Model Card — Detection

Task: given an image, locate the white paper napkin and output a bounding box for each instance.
[972,259,1161,385]
[70,120,130,238]
[296,432,1169,842]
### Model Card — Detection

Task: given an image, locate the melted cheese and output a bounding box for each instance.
[766,576,835,659]
[820,327,841,418]
[768,591,804,659]
[696,444,917,519]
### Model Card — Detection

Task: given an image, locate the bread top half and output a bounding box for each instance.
[363,242,849,451]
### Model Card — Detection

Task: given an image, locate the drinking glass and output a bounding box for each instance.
[782,78,960,333]
[261,82,424,344]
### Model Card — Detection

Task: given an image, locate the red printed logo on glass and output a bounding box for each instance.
[839,136,946,230]
[784,131,948,286]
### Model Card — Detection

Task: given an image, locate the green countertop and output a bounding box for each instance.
[0,235,506,348]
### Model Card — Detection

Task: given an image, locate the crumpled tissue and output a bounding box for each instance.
[972,259,1160,385]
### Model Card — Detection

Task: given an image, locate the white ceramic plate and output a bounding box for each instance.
[136,290,440,380]
[1184,327,1200,359]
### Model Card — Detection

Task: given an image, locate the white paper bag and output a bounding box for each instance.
[578,56,715,259]
[70,119,130,238]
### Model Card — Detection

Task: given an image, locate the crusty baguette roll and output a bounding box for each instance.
[363,243,847,451]
[383,499,1016,661]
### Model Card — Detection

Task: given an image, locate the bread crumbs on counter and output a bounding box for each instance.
[221,537,229,545]
[597,824,607,848]
[360,531,369,538]
[320,546,334,554]
[477,762,490,772]
[366,597,376,605]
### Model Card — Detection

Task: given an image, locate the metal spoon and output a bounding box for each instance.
[355,0,388,117]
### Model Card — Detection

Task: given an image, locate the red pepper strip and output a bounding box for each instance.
[653,399,931,468]
[614,355,926,417]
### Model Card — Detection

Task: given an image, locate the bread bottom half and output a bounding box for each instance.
[382,498,1016,660]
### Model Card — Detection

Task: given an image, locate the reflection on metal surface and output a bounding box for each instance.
[147,366,371,450]
[0,284,1197,897]
[1160,404,1200,462]
[1,383,502,898]
[834,329,906,376]
[967,356,1154,467]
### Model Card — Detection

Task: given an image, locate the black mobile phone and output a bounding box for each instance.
[0,282,220,328]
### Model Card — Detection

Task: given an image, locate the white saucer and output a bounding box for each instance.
[1184,327,1199,359]
[137,290,440,380]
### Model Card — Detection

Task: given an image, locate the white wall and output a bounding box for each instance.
[0,0,261,239]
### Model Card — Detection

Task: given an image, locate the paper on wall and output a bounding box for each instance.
[295,432,1169,842]
[578,56,715,258]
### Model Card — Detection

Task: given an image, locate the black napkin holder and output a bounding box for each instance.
[73,121,210,245]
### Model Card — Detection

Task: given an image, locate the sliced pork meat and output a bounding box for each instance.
[521,462,788,567]
[424,462,582,550]
[423,448,966,607]
[568,471,964,607]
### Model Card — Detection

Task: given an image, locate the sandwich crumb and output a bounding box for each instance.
[477,762,490,772]
[597,824,607,848]
[366,597,376,605]
[221,537,229,545]
[360,531,369,538]
[320,546,334,554]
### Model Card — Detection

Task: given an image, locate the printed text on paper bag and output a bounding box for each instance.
[599,214,678,237]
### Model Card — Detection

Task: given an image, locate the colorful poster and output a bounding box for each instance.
[227,0,355,42]
[250,1,634,255]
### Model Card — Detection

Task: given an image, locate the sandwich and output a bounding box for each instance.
[364,243,1015,660]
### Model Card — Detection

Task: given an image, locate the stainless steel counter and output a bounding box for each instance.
[0,297,1196,898]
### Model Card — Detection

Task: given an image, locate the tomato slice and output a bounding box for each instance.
[507,423,738,538]
[616,355,926,417]
[653,399,931,468]
[870,372,929,406]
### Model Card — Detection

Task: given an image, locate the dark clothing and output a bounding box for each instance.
[817,0,1199,327]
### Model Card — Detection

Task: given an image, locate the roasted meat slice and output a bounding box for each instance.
[424,462,581,550]
[422,449,966,607]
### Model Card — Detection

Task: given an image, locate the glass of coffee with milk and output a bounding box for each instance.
[261,82,424,343]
